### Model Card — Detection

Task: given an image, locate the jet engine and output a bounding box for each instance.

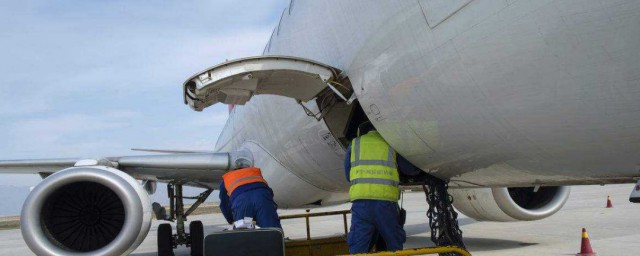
[21,166,152,256]
[450,186,570,222]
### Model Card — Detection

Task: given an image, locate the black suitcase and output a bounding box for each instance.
[204,228,285,256]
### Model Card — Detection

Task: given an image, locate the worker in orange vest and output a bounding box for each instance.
[219,158,282,229]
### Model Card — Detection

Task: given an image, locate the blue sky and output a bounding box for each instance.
[0,0,289,186]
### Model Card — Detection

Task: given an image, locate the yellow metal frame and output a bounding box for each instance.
[339,246,471,256]
[280,209,352,255]
[279,209,350,240]
[278,210,471,256]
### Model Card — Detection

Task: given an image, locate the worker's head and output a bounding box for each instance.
[234,157,253,169]
[357,121,375,137]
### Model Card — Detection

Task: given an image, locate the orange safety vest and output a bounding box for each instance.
[222,167,268,197]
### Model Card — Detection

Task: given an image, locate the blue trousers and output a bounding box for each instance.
[348,200,406,253]
[231,188,282,229]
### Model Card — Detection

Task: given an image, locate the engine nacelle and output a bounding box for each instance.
[21,166,152,256]
[450,186,570,222]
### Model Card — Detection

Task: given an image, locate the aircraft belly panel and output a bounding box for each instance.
[350,0,640,185]
[216,95,350,193]
[242,140,347,208]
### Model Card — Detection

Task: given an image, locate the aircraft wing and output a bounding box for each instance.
[0,152,231,186]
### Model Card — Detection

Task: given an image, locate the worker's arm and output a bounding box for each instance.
[396,154,421,176]
[218,181,234,224]
[344,143,351,181]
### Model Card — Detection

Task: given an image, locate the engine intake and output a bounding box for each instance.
[21,166,151,256]
[450,186,570,222]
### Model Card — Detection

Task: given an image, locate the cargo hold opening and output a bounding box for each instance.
[316,78,370,148]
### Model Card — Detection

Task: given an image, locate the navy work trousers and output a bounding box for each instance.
[348,200,406,253]
[231,188,282,229]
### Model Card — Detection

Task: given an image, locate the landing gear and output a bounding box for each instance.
[403,172,466,256]
[189,221,204,256]
[158,223,174,256]
[154,182,213,256]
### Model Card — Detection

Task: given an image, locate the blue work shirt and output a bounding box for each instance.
[344,143,420,182]
[218,181,271,224]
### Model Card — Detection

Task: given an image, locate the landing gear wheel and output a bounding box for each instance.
[158,223,174,256]
[190,221,204,256]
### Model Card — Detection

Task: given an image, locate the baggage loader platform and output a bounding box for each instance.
[203,209,471,256]
[281,209,351,256]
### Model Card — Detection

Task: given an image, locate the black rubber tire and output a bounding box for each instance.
[158,223,174,256]
[190,221,204,256]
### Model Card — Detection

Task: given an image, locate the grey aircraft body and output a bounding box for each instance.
[1,0,639,255]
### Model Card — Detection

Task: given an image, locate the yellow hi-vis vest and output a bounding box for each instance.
[349,131,400,202]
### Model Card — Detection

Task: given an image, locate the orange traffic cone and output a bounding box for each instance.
[577,228,596,256]
[606,195,613,208]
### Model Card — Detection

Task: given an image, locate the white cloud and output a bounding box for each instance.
[0,92,51,116]
[184,108,229,127]
[9,111,140,138]
[1,111,141,157]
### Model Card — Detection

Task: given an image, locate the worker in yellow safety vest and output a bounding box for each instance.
[345,122,420,253]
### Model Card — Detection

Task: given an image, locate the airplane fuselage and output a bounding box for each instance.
[214,0,640,207]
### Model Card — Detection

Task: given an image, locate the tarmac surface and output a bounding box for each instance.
[1,184,639,255]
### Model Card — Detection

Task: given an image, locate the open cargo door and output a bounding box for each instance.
[183,56,344,111]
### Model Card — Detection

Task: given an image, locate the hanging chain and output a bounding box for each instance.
[422,175,466,256]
